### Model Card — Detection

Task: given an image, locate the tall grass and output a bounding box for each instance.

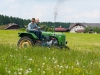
[0,30,100,75]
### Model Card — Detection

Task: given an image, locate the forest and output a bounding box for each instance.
[0,14,70,28]
[0,14,30,27]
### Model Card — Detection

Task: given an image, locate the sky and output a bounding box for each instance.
[0,0,100,23]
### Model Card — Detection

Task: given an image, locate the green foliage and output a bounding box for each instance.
[85,26,92,33]
[85,26,100,33]
[40,22,70,28]
[93,27,100,33]
[0,14,30,26]
[0,30,100,75]
[39,22,70,31]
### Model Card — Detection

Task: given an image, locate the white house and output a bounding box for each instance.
[69,23,86,33]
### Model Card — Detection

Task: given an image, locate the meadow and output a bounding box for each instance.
[0,30,100,75]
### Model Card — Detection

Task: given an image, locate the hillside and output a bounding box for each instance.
[0,25,8,30]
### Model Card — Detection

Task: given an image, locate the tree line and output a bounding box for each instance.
[40,22,70,28]
[0,14,70,28]
[0,14,30,27]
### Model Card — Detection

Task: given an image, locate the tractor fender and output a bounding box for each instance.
[18,33,38,39]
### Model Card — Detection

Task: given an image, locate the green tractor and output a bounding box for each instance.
[17,29,69,49]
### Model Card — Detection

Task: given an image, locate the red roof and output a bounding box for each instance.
[55,27,67,32]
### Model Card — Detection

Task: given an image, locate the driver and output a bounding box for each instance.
[27,18,42,39]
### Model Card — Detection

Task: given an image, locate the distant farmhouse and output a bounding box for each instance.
[69,23,86,33]
[69,23,100,33]
[54,23,100,33]
[5,23,20,30]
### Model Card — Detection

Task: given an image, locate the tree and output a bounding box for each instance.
[85,26,93,33]
[93,27,100,33]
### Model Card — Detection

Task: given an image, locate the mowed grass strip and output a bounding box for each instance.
[0,30,100,75]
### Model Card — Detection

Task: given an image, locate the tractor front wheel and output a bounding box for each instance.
[17,37,34,48]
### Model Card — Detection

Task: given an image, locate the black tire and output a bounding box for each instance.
[17,37,34,48]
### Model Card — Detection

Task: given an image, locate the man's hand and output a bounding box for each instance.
[35,26,44,30]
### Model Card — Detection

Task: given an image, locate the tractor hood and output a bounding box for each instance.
[42,31,65,36]
[42,32,67,46]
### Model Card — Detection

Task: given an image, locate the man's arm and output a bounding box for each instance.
[35,23,41,29]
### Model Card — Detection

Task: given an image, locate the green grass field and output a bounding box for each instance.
[0,30,100,75]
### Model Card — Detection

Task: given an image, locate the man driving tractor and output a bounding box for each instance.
[17,18,69,49]
[27,18,42,39]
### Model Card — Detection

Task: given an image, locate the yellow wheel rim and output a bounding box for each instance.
[19,39,32,48]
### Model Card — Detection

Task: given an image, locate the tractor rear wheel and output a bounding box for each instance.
[17,37,34,48]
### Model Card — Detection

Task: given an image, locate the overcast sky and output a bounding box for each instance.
[0,0,100,23]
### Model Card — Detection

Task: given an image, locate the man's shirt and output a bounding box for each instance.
[27,22,40,31]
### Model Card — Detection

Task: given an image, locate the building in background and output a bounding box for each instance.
[69,23,86,33]
[55,26,70,32]
[5,23,20,30]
